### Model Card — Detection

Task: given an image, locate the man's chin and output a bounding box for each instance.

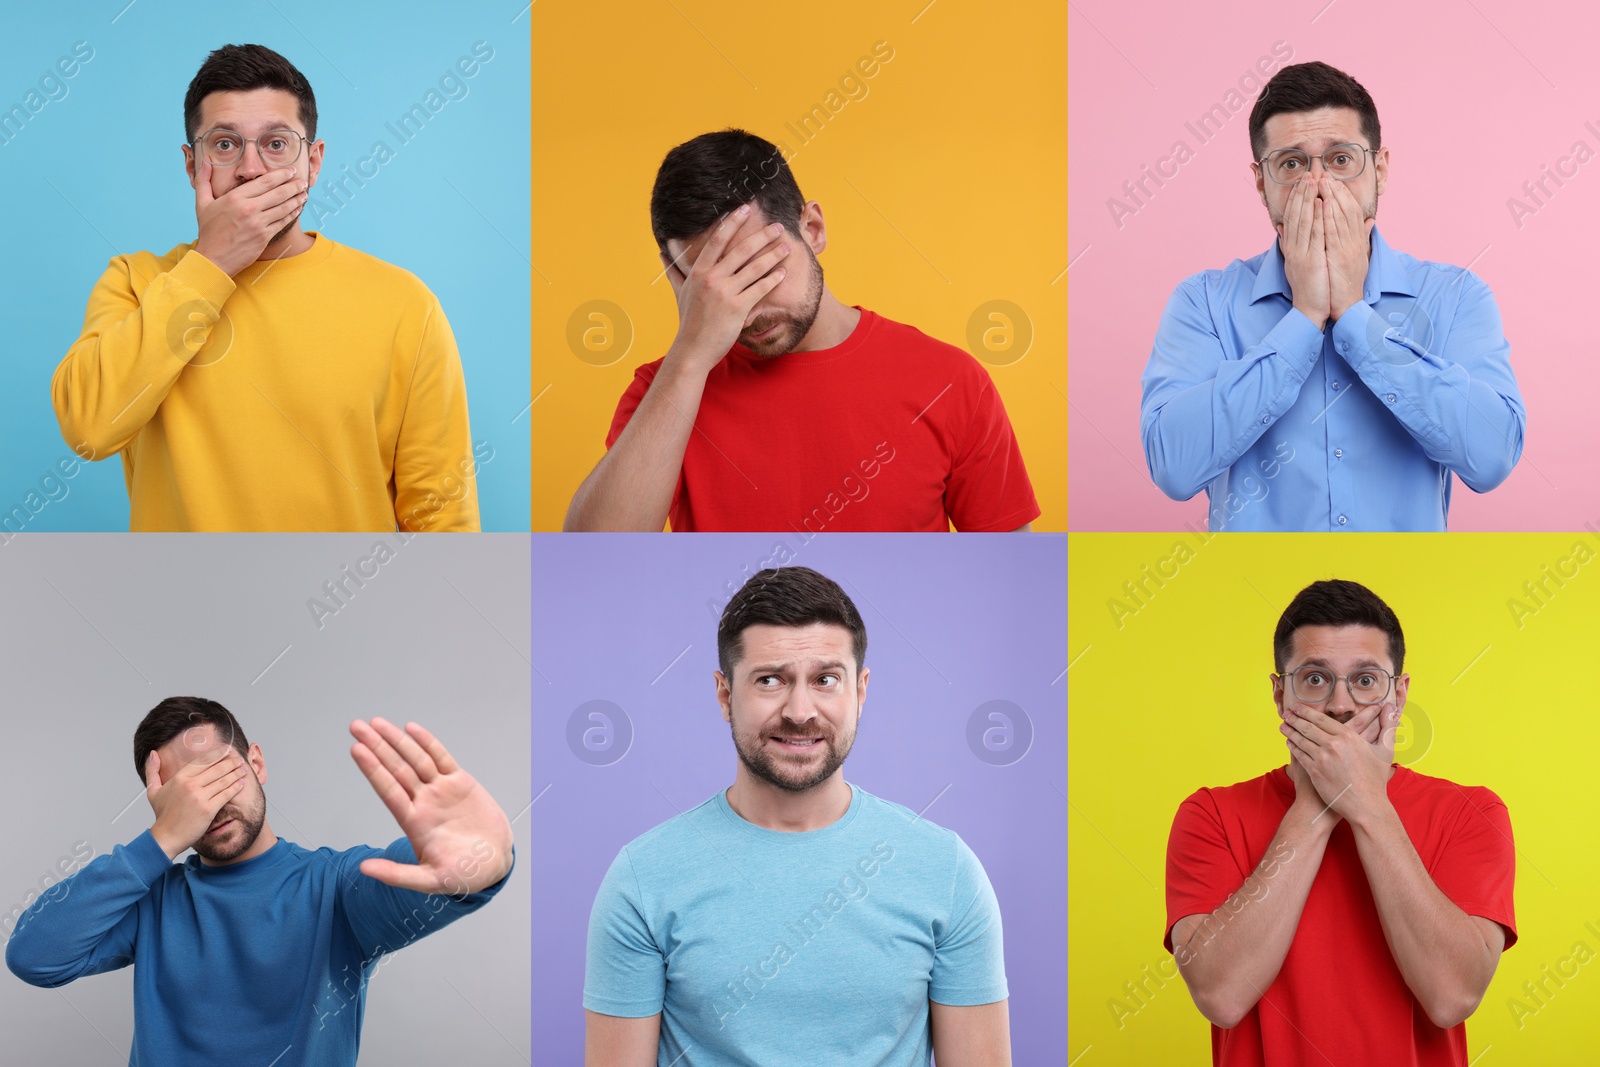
[740,328,795,358]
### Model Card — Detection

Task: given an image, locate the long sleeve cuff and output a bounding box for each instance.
[169,247,238,308]
[124,829,177,886]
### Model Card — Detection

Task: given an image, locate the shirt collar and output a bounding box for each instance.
[1249,224,1416,305]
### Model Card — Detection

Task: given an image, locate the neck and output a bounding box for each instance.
[726,770,852,832]
[792,290,861,353]
[259,227,314,262]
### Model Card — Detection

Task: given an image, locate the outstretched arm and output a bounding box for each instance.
[348,717,513,894]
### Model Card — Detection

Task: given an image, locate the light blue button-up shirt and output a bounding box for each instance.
[1139,227,1525,531]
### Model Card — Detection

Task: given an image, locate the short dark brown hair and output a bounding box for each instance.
[1273,579,1405,675]
[651,129,806,252]
[717,567,866,678]
[1248,61,1380,160]
[184,44,317,142]
[132,696,250,783]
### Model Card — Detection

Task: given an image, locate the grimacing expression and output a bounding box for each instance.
[721,622,866,792]
[185,88,323,246]
[667,204,826,358]
[156,723,268,863]
[1272,623,1408,730]
[1254,105,1387,233]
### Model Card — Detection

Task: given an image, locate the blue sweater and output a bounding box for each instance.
[5,829,510,1066]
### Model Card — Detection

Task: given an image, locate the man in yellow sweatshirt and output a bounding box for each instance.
[51,44,482,532]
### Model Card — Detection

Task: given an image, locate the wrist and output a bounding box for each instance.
[1344,791,1397,837]
[149,822,188,861]
[658,344,717,386]
[1293,304,1328,332]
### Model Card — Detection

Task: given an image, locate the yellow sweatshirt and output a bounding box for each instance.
[51,232,481,531]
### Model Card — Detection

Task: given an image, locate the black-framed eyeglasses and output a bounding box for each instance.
[1279,665,1393,705]
[1256,143,1375,185]
[192,128,306,167]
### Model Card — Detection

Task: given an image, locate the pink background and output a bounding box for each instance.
[1069,0,1600,531]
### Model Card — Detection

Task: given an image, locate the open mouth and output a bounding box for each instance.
[769,735,823,751]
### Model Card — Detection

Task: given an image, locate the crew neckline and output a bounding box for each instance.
[230,230,334,280]
[726,305,876,367]
[713,781,863,839]
[1267,762,1409,801]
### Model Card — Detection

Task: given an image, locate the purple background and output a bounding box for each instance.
[531,533,1066,1063]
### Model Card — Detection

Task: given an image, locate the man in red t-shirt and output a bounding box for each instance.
[1165,579,1516,1067]
[563,129,1038,533]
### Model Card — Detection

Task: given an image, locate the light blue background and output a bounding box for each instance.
[0,1,531,531]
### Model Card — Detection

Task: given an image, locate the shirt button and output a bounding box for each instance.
[1339,342,1349,353]
[1334,448,1343,458]
[1261,416,1269,424]
[1331,380,1340,390]
[1387,393,1397,403]
[1338,515,1348,525]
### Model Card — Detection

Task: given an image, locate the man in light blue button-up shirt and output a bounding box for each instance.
[1140,61,1525,532]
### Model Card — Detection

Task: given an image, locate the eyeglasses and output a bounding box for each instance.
[1280,665,1393,705]
[192,128,306,167]
[1256,143,1374,185]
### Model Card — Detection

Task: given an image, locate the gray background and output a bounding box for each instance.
[0,534,531,1065]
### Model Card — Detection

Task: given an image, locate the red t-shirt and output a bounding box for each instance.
[1164,765,1517,1067]
[604,307,1038,532]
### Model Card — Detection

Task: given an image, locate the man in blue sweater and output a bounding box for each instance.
[5,696,514,1066]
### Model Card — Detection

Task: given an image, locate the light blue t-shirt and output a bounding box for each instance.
[584,783,1008,1066]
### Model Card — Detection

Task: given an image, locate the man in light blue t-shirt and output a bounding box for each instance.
[584,566,1011,1065]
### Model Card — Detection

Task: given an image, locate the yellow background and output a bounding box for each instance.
[530,1,1067,530]
[1069,533,1600,1064]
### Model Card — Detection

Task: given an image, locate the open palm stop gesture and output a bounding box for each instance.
[349,717,514,894]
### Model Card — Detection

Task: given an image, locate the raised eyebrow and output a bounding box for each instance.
[1293,658,1385,670]
[205,120,297,136]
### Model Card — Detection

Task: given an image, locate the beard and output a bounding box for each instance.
[193,783,268,863]
[731,709,856,793]
[738,246,824,358]
[268,212,300,248]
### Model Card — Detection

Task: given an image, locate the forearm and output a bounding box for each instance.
[1339,303,1524,490]
[1175,803,1332,1027]
[4,832,167,987]
[1350,804,1497,1026]
[1142,308,1321,501]
[52,250,234,458]
[565,357,707,531]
